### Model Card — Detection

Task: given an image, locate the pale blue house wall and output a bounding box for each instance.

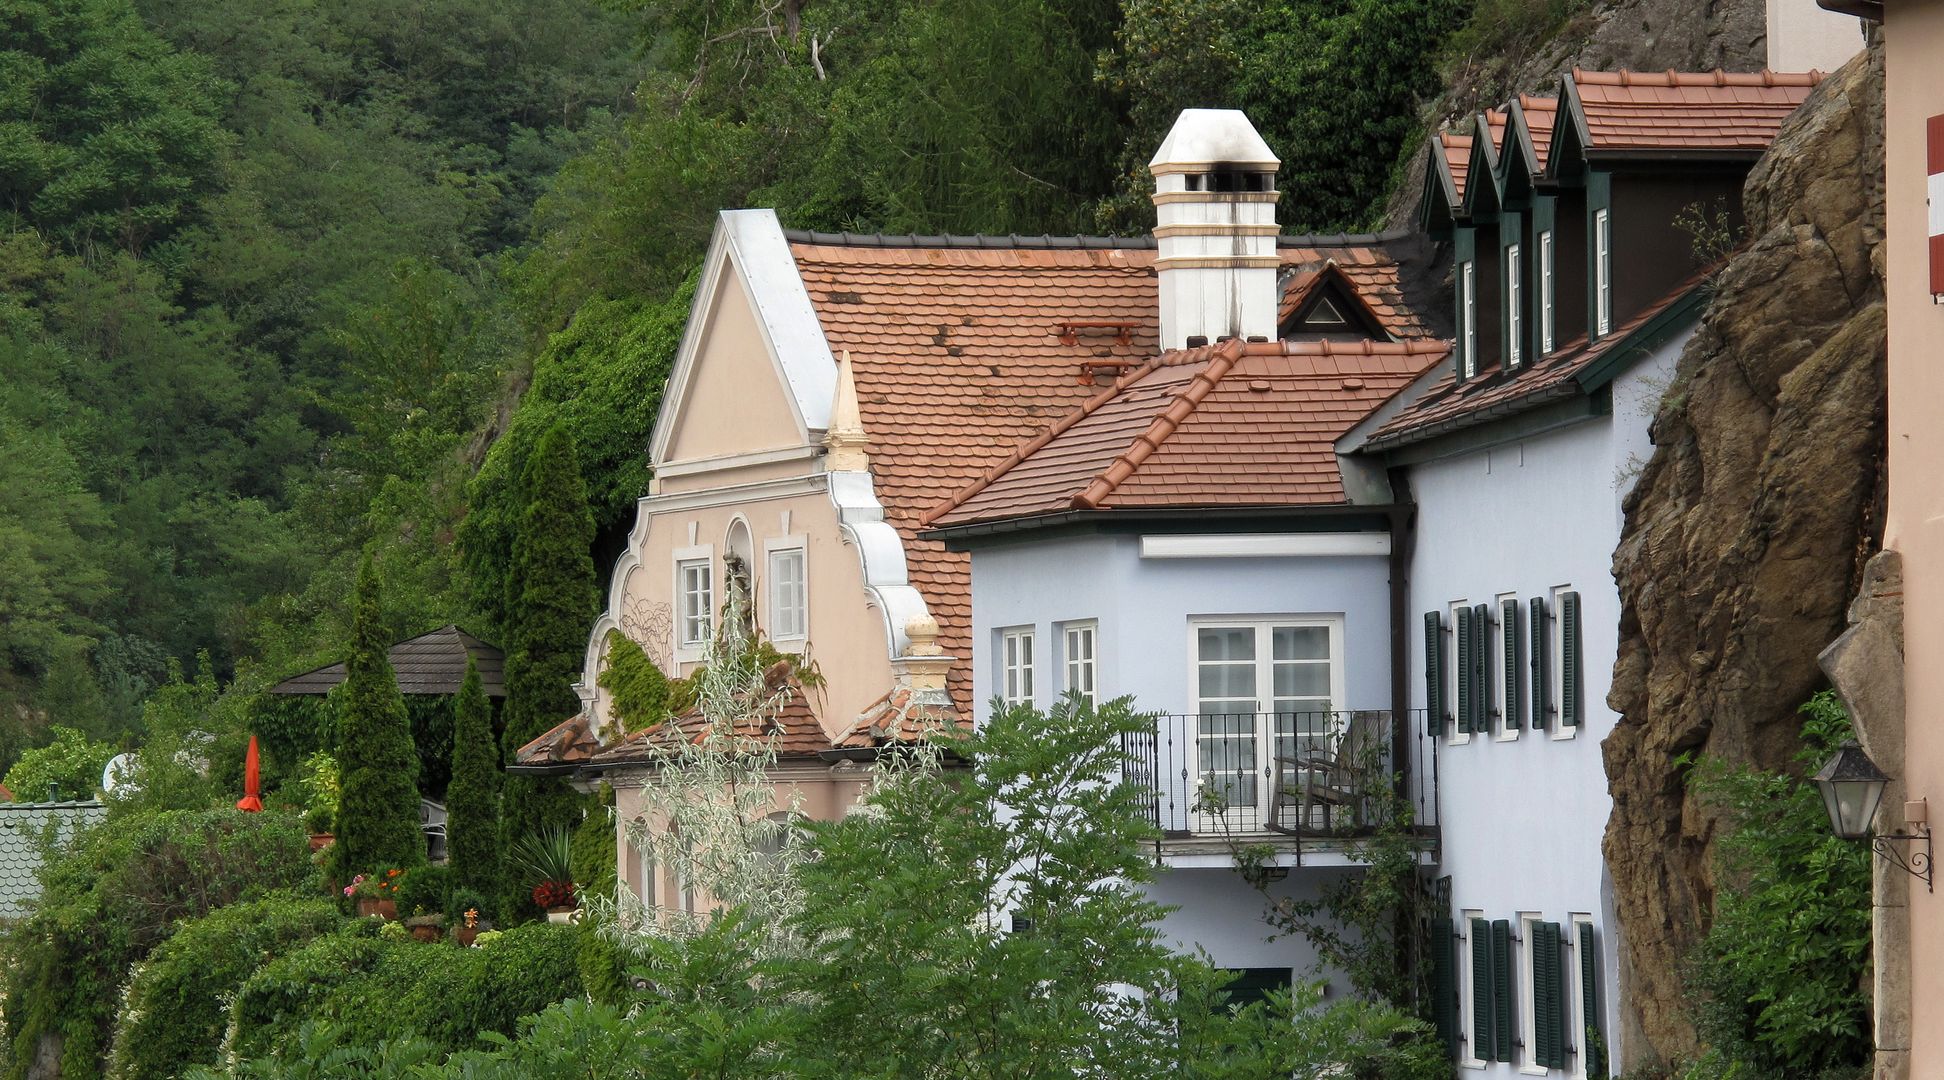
[1403,334,1685,1075]
[967,533,1393,717]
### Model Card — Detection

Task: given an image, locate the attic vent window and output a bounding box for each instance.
[1305,298,1348,327]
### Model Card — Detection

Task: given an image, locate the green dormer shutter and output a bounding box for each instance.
[1455,607,1474,734]
[1472,603,1492,734]
[1424,611,1446,736]
[1501,598,1521,731]
[1491,919,1514,1061]
[1530,596,1551,731]
[1561,591,1584,727]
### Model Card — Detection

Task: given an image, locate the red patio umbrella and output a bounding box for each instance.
[236,734,263,812]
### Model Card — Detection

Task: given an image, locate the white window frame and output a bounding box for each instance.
[1460,908,1488,1070]
[1187,615,1347,826]
[1000,626,1036,706]
[1538,230,1555,353]
[1060,620,1098,706]
[1594,209,1612,336]
[1506,243,1524,368]
[1495,592,1520,742]
[1568,914,1595,1080]
[1519,912,1549,1075]
[1550,584,1579,742]
[763,536,808,643]
[1461,260,1478,378]
[1447,600,1473,747]
[673,545,714,662]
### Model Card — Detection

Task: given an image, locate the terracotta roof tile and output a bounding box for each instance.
[1440,131,1473,203]
[792,239,1433,714]
[580,669,835,768]
[511,712,601,771]
[1360,269,1709,452]
[927,338,1447,528]
[833,684,961,749]
[1569,68,1822,153]
[1515,95,1559,173]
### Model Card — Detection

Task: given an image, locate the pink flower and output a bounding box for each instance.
[343,884,354,896]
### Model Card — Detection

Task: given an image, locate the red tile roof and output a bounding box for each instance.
[1568,68,1823,154]
[511,713,601,772]
[0,783,12,803]
[926,337,1447,528]
[1515,95,1559,173]
[1359,270,1709,453]
[790,237,1434,712]
[832,683,961,749]
[584,666,836,768]
[1439,131,1473,203]
[1278,260,1403,338]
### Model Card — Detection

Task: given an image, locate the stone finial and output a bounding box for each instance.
[823,350,870,472]
[903,614,943,657]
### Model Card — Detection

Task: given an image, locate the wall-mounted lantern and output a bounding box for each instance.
[1814,740,1932,892]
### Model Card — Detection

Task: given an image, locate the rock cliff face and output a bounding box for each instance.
[1602,43,1886,1067]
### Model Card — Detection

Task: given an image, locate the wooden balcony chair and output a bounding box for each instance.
[1269,712,1385,834]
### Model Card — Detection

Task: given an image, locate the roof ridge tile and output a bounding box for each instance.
[1072,338,1248,510]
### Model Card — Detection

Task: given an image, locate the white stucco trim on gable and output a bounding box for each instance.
[649,209,837,466]
[1139,533,1391,559]
[828,470,930,660]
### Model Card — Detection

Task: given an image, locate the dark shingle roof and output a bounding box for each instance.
[269,625,505,698]
[0,801,105,920]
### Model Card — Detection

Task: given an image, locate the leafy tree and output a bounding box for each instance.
[0,0,231,253]
[446,657,501,906]
[496,421,597,919]
[0,725,115,802]
[332,555,423,874]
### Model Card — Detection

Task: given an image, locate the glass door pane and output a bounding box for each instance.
[1271,625,1334,762]
[1197,627,1260,825]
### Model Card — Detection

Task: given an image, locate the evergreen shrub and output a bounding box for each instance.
[332,555,424,876]
[107,895,343,1080]
[444,659,500,902]
[393,864,454,917]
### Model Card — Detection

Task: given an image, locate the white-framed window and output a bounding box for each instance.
[1495,592,1520,741]
[766,545,807,640]
[1061,621,1097,706]
[1593,209,1612,336]
[673,546,714,657]
[1000,627,1036,706]
[1568,914,1595,1080]
[1550,585,1579,741]
[1447,600,1473,746]
[1190,616,1344,825]
[1506,243,1524,368]
[1461,259,1478,378]
[1538,230,1555,353]
[1460,909,1487,1070]
[1519,912,1546,1075]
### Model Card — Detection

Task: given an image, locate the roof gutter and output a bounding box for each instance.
[922,503,1408,547]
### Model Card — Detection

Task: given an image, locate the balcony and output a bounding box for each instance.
[1121,710,1439,868]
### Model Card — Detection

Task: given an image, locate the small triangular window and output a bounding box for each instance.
[1304,297,1348,328]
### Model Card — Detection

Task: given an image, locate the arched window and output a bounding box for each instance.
[722,518,755,636]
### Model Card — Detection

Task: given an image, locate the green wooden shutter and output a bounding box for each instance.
[1530,596,1551,730]
[1432,917,1459,1059]
[1470,918,1494,1060]
[1580,922,1606,1078]
[1562,591,1584,727]
[1501,598,1522,731]
[1472,603,1492,734]
[1424,611,1445,736]
[1534,922,1565,1068]
[1491,919,1514,1062]
[1455,608,1474,734]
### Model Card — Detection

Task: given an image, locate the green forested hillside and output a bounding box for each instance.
[0,0,1463,775]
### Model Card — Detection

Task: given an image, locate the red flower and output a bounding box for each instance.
[531,880,575,909]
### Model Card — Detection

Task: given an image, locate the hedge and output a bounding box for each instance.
[108,895,344,1080]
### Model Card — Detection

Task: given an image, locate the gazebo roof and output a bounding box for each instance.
[269,624,506,698]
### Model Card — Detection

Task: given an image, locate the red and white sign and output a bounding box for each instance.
[1931,114,1944,297]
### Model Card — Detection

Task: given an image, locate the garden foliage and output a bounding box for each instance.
[331,556,423,876]
[0,807,316,1080]
[0,725,115,801]
[106,894,343,1080]
[445,658,501,905]
[1681,690,1873,1078]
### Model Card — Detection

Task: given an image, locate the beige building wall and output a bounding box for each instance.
[1768,0,1867,72]
[1884,3,1944,1072]
[661,268,805,462]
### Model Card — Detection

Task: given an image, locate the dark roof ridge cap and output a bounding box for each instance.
[783,227,1414,250]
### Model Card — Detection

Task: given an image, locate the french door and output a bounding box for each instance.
[1192,618,1343,828]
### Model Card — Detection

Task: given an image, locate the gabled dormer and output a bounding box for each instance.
[1279,261,1394,342]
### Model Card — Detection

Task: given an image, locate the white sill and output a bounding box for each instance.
[1493,716,1519,742]
[1448,731,1473,746]
[1550,721,1579,742]
[1521,1065,1551,1076]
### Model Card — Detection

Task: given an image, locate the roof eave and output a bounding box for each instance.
[924,502,1404,547]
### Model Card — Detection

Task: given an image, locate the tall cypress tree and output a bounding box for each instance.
[447,656,501,905]
[498,420,598,918]
[335,554,424,874]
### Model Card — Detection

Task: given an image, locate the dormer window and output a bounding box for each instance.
[1594,209,1612,336]
[1460,260,1478,379]
[1538,231,1555,353]
[1505,243,1523,368]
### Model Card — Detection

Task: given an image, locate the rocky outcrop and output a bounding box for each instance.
[1602,43,1885,1068]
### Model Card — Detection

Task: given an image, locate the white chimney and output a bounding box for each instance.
[1149,109,1281,350]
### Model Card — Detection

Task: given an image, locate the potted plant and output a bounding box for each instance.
[446,887,490,947]
[403,913,444,942]
[294,751,340,852]
[511,826,579,923]
[344,868,404,919]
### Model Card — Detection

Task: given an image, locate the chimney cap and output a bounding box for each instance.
[1149,109,1278,171]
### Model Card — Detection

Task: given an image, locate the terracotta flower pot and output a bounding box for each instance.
[308,832,335,853]
[454,926,481,947]
[410,923,443,943]
[356,897,397,920]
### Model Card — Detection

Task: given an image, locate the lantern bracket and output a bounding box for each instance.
[1872,828,1934,892]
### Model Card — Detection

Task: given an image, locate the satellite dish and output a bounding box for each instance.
[102,753,138,794]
